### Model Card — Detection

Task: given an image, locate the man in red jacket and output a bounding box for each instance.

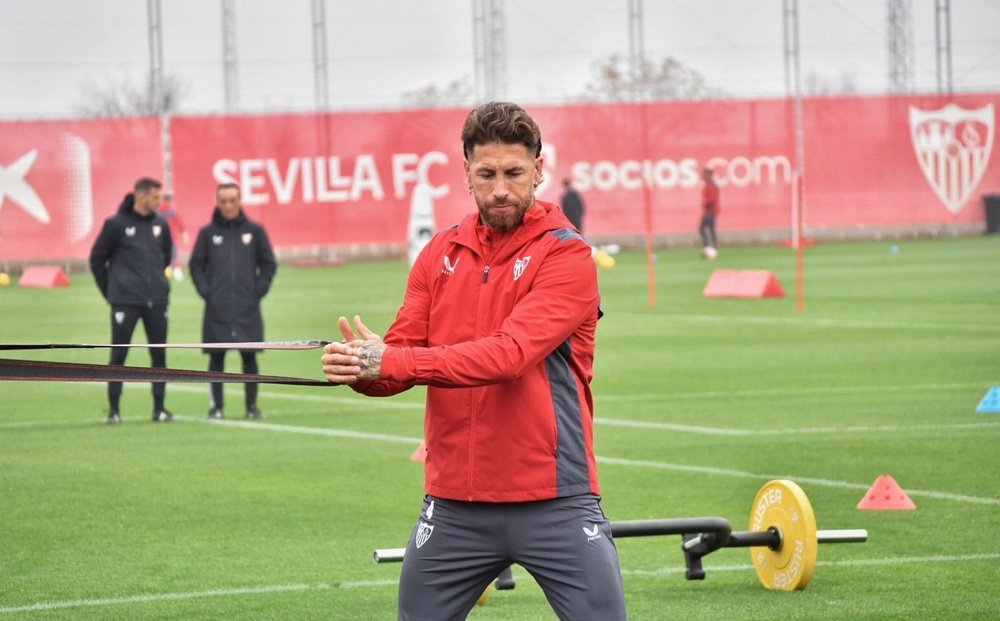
[699,166,720,258]
[322,102,626,620]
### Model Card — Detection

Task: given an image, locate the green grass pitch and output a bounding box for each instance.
[1,236,998,619]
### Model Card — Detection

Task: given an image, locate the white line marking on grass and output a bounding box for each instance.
[166,383,423,410]
[596,456,1000,506]
[182,419,1000,507]
[670,313,1000,334]
[596,381,991,402]
[820,553,1000,567]
[0,419,81,429]
[0,583,328,614]
[194,417,421,445]
[6,553,997,613]
[339,579,400,589]
[620,553,1000,577]
[17,412,969,507]
[0,579,403,615]
[594,418,1000,436]
[622,563,751,576]
[10,389,995,506]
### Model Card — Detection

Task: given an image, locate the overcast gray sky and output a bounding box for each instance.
[1,0,999,118]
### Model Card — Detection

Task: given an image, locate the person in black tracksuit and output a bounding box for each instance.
[89,177,174,424]
[189,183,277,419]
[560,178,586,232]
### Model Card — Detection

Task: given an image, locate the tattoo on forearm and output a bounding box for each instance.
[356,342,384,379]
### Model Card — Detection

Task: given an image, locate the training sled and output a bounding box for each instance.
[18,265,71,288]
[373,479,867,592]
[703,269,785,298]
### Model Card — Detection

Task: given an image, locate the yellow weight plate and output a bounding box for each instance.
[748,479,819,591]
[476,582,493,606]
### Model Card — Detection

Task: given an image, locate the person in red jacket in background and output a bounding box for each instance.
[159,192,190,280]
[321,102,627,621]
[699,166,720,259]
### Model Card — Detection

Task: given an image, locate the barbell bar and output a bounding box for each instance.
[372,479,867,591]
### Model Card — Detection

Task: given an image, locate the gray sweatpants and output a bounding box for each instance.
[397,494,627,621]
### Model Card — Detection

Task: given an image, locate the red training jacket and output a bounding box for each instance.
[352,200,602,502]
[701,180,720,216]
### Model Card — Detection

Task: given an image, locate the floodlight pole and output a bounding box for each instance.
[934,0,953,96]
[629,0,656,309]
[147,0,164,111]
[311,0,332,157]
[147,0,171,192]
[887,0,915,94]
[471,0,506,101]
[311,0,330,111]
[221,0,239,111]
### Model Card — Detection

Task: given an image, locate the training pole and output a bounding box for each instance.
[794,172,805,314]
[788,0,806,314]
[640,102,657,309]
[629,3,656,309]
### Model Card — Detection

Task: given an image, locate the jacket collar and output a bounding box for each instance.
[212,207,248,227]
[454,201,564,258]
[118,193,156,221]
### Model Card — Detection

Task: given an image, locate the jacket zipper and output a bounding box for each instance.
[469,262,491,497]
[143,219,155,307]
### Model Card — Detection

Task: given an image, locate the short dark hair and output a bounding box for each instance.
[134,177,162,194]
[461,102,541,159]
[216,182,240,195]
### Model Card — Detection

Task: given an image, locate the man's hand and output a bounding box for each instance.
[321,315,385,384]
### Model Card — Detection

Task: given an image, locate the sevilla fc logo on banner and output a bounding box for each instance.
[909,103,995,214]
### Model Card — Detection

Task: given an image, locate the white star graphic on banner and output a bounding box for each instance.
[0,150,51,223]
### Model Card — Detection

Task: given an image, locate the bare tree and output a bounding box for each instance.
[400,76,474,108]
[803,69,859,95]
[581,53,725,101]
[75,73,188,117]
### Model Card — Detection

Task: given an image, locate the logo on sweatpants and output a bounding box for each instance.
[415,521,434,548]
[583,524,602,542]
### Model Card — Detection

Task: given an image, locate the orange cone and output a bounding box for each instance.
[857,474,916,510]
[410,440,427,462]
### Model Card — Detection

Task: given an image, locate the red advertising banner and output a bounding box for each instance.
[170,109,468,251]
[2,94,997,262]
[171,95,999,252]
[0,117,163,261]
[799,95,997,228]
[536,94,998,233]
